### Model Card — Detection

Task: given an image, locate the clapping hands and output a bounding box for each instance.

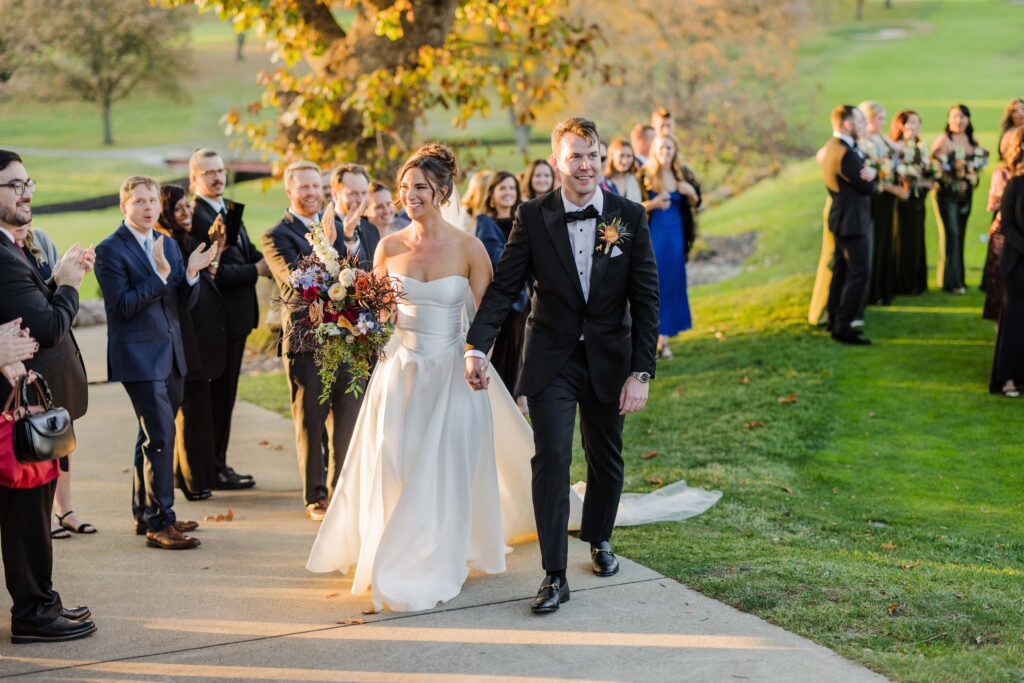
[186,241,219,279]
[52,243,94,290]
[321,202,338,244]
[151,236,172,280]
[0,319,37,385]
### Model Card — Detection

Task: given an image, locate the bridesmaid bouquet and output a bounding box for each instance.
[934,147,989,193]
[283,206,402,401]
[896,142,936,197]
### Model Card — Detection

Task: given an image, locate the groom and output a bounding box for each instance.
[465,117,660,613]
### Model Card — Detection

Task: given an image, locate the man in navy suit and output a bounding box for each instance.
[94,176,217,550]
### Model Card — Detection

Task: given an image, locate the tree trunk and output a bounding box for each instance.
[510,108,531,161]
[102,98,113,146]
[236,32,245,61]
[856,0,865,21]
[884,0,892,8]
[282,0,460,177]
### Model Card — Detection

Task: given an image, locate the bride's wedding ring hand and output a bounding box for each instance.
[464,356,490,391]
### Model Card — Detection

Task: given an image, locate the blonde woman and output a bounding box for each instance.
[459,169,494,232]
[640,134,699,358]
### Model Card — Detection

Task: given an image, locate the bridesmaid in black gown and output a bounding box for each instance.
[990,130,1024,397]
[889,110,934,296]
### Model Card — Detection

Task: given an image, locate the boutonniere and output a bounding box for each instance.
[594,217,630,256]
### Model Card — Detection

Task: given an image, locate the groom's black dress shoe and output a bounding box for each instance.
[831,330,871,346]
[62,606,91,621]
[11,616,97,643]
[530,575,569,614]
[215,471,255,490]
[591,541,620,576]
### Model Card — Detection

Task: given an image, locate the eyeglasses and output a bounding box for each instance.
[0,179,36,196]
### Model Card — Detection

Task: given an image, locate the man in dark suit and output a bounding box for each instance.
[94,176,216,550]
[262,161,379,522]
[188,148,270,491]
[822,105,878,345]
[0,149,96,643]
[329,163,381,270]
[465,118,660,613]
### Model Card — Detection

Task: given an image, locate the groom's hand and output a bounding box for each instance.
[619,377,649,415]
[464,355,490,391]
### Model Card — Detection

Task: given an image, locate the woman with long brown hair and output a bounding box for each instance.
[640,134,699,358]
[603,138,643,203]
[519,159,556,200]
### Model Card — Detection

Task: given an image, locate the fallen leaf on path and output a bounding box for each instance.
[646,477,664,486]
[343,618,365,625]
[744,420,765,430]
[780,486,793,494]
[259,438,284,451]
[886,603,904,617]
[362,607,379,615]
[880,541,896,551]
[326,592,339,599]
[639,451,658,460]
[740,376,750,385]
[777,392,798,404]
[202,509,235,522]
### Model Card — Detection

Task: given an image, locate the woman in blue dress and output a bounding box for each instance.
[640,134,700,359]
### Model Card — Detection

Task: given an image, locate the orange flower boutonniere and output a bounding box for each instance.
[595,217,630,256]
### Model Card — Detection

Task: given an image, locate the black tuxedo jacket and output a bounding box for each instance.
[822,136,874,238]
[466,188,660,404]
[331,216,382,272]
[191,197,262,338]
[262,211,380,357]
[0,233,88,420]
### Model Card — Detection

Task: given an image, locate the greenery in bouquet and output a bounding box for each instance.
[895,142,936,197]
[283,207,403,401]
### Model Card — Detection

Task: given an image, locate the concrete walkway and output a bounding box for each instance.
[0,330,888,682]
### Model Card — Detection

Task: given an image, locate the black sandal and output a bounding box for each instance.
[51,525,71,539]
[57,511,97,534]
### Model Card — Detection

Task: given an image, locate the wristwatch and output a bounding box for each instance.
[630,371,651,384]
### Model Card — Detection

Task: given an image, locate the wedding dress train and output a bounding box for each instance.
[307,274,720,612]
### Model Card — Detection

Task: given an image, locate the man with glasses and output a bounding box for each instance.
[189,149,269,492]
[0,150,97,642]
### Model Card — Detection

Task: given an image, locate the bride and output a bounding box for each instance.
[307,144,719,612]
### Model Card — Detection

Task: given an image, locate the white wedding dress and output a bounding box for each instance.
[306,274,721,612]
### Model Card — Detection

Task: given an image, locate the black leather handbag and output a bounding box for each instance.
[5,374,76,463]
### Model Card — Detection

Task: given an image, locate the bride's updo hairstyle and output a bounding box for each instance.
[395,143,459,208]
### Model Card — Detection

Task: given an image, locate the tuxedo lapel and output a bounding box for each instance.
[587,190,620,305]
[541,191,585,302]
[0,234,50,291]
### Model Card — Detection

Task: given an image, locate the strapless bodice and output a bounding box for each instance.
[394,274,468,356]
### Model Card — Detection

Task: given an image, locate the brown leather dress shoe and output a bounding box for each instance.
[305,500,328,522]
[146,525,201,550]
[136,520,200,536]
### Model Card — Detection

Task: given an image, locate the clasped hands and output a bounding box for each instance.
[464,356,650,416]
[0,318,38,384]
[52,243,96,290]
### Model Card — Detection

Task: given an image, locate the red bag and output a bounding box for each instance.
[0,382,59,489]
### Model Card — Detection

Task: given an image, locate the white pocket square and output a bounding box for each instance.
[610,246,624,258]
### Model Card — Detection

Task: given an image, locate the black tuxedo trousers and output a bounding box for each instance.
[529,343,625,572]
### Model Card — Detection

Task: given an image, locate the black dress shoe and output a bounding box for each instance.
[591,541,620,576]
[11,616,97,643]
[226,467,254,482]
[182,488,213,501]
[831,330,872,346]
[62,606,91,621]
[214,471,255,490]
[530,575,569,614]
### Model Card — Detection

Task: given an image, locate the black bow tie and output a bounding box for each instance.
[565,205,600,223]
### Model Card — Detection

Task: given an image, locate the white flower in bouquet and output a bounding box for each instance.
[328,282,346,301]
[339,268,357,288]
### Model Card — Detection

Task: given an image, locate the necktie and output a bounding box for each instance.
[565,205,600,223]
[143,233,159,274]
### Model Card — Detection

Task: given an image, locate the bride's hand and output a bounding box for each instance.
[464,355,489,391]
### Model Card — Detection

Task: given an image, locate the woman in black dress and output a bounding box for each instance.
[157,184,226,499]
[931,104,988,293]
[473,171,527,399]
[889,110,933,296]
[989,129,1024,397]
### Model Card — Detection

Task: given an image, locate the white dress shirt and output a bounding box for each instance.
[288,209,318,228]
[197,194,226,215]
[127,224,198,286]
[833,132,856,149]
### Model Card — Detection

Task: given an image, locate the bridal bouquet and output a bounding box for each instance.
[283,206,402,401]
